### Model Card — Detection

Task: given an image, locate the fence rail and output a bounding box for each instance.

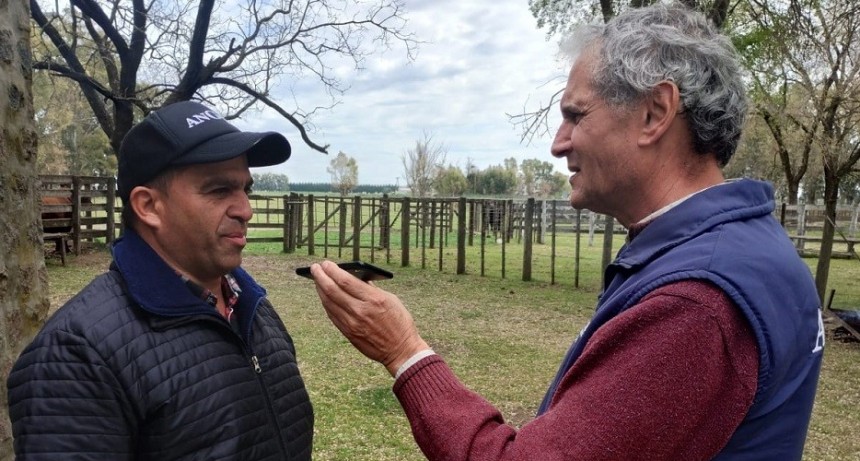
[39,175,116,259]
[38,176,860,280]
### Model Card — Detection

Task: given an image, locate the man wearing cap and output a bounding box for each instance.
[7,101,314,460]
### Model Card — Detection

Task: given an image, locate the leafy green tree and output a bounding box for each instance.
[468,165,518,196]
[433,164,468,197]
[519,158,566,197]
[740,0,860,300]
[725,111,789,197]
[32,37,114,176]
[328,151,358,196]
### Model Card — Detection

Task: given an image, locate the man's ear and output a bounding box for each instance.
[638,80,681,147]
[129,186,164,230]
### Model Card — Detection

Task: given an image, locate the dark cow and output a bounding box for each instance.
[482,201,504,238]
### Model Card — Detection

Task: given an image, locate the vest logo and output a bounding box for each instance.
[812,309,825,353]
[186,110,223,128]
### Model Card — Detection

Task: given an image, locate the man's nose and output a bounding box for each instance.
[231,195,254,223]
[551,122,572,158]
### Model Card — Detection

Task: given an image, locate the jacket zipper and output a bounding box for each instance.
[243,300,291,459]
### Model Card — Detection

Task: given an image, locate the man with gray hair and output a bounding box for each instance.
[309,3,822,460]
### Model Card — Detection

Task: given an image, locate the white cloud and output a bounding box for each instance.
[236,0,569,185]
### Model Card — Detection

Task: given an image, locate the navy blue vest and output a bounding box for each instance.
[538,179,823,460]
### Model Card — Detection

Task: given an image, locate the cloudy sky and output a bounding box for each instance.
[238,0,570,186]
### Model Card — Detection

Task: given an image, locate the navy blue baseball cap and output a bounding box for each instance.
[118,101,291,199]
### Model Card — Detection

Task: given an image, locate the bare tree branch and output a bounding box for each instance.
[209,77,330,153]
[31,0,416,156]
[31,0,114,136]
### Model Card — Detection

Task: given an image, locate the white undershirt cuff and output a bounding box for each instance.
[394,349,436,379]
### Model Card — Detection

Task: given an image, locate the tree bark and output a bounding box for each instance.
[814,168,840,303]
[0,0,50,457]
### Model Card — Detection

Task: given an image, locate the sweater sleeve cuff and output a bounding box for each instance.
[394,349,436,379]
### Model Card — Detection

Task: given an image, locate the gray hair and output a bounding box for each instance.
[561,4,748,166]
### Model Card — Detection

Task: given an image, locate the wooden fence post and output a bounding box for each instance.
[429,200,437,249]
[457,197,467,274]
[523,198,534,281]
[323,197,330,258]
[107,177,116,243]
[288,194,290,253]
[293,193,302,252]
[468,200,475,247]
[502,201,509,278]
[295,196,304,249]
[480,200,486,276]
[370,197,378,262]
[506,199,514,242]
[283,194,294,253]
[352,195,362,261]
[536,199,544,244]
[339,196,347,249]
[380,193,390,249]
[307,194,315,256]
[420,200,427,269]
[72,176,81,255]
[401,197,410,267]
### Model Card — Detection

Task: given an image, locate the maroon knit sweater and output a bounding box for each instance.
[393,281,759,461]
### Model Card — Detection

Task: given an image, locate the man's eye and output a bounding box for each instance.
[566,112,583,124]
[561,107,584,125]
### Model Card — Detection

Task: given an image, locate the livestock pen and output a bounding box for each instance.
[37,176,860,282]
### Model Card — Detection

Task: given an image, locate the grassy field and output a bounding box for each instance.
[42,240,860,460]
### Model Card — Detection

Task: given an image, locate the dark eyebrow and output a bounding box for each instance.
[560,105,584,119]
[200,176,244,191]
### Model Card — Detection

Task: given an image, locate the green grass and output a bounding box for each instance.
[42,241,860,461]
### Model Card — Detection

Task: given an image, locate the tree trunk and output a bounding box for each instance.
[0,1,50,457]
[786,181,799,205]
[813,168,840,303]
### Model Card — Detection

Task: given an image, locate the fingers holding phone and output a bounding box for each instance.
[296,260,393,282]
[304,260,429,376]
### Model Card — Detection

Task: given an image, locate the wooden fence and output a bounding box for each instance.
[777,203,860,257]
[39,175,117,262]
[38,176,859,279]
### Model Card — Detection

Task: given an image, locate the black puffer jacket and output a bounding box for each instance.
[8,230,314,460]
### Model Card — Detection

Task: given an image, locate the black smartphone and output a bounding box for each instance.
[295,261,394,282]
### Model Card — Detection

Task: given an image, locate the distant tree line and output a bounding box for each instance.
[251,173,290,192]
[250,173,398,194]
[399,133,568,199]
[290,183,399,194]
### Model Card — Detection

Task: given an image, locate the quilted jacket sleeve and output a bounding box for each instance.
[7,327,136,460]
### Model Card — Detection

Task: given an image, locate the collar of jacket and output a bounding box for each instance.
[110,227,267,318]
[611,178,775,271]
